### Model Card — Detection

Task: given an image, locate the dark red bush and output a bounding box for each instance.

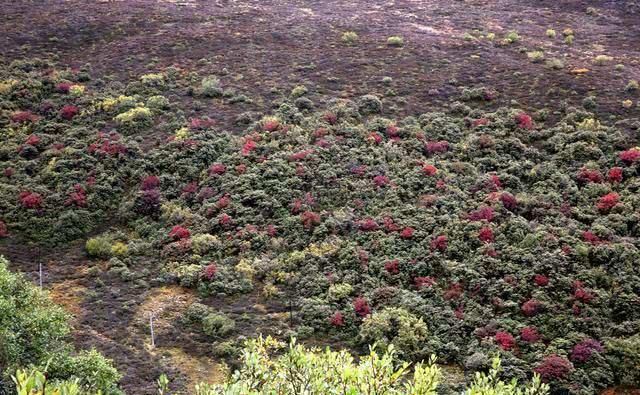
[301,211,320,229]
[596,192,619,212]
[330,311,345,327]
[19,191,43,209]
[400,226,414,239]
[534,274,549,286]
[368,132,383,145]
[478,227,494,243]
[64,184,87,207]
[202,263,217,281]
[422,164,438,176]
[141,175,160,191]
[11,111,38,124]
[241,138,257,156]
[60,104,79,120]
[382,216,400,232]
[444,282,463,300]
[373,175,390,187]
[576,168,602,184]
[168,225,190,240]
[500,192,518,211]
[384,259,400,274]
[55,82,72,93]
[24,134,41,146]
[425,140,449,155]
[619,148,640,164]
[136,189,161,215]
[521,299,542,317]
[534,355,573,382]
[570,339,603,363]
[472,118,489,128]
[359,218,379,232]
[515,112,534,130]
[495,331,516,350]
[219,213,232,226]
[468,206,494,222]
[209,163,227,176]
[4,167,14,178]
[431,234,448,251]
[414,276,435,288]
[520,326,541,343]
[353,297,371,317]
[582,230,602,245]
[608,167,623,183]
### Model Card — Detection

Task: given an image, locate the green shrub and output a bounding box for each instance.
[341,31,358,45]
[503,31,520,44]
[593,55,613,66]
[386,36,404,47]
[86,235,112,259]
[606,335,640,386]
[546,29,556,38]
[626,79,639,92]
[202,312,235,338]
[527,51,545,63]
[201,76,223,98]
[359,307,428,360]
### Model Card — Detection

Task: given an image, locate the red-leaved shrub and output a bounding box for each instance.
[422,164,438,176]
[60,104,79,120]
[570,339,603,363]
[479,227,494,243]
[596,192,619,212]
[400,227,414,239]
[414,276,435,288]
[619,148,640,164]
[425,140,449,155]
[202,263,217,281]
[64,184,87,207]
[468,206,494,222]
[534,274,549,286]
[500,192,518,211]
[515,112,534,130]
[209,163,227,176]
[495,331,516,350]
[330,311,345,327]
[608,167,623,183]
[373,175,390,187]
[521,299,542,317]
[168,225,190,240]
[301,211,320,229]
[19,191,43,209]
[431,234,448,251]
[576,168,602,184]
[534,355,573,382]
[520,326,541,343]
[353,297,371,317]
[359,218,379,232]
[384,259,400,274]
[141,175,160,191]
[11,111,38,124]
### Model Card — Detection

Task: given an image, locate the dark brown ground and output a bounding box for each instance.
[1,0,640,394]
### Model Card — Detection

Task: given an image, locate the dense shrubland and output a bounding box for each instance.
[2,57,640,393]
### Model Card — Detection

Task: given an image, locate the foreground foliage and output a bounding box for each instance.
[0,257,122,394]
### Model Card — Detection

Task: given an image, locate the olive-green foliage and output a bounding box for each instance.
[605,335,640,387]
[359,307,429,360]
[202,312,235,338]
[85,235,112,258]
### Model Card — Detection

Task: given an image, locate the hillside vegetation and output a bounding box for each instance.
[1,56,640,394]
